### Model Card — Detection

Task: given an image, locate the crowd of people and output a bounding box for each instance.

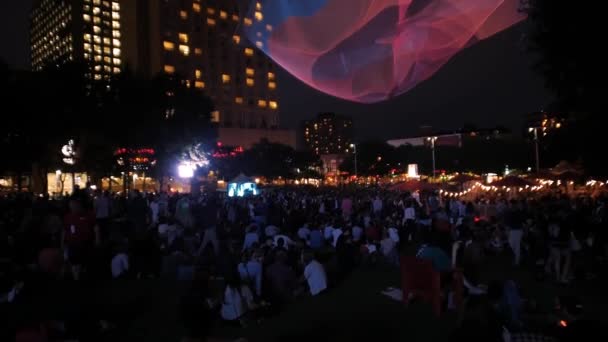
[1,186,606,341]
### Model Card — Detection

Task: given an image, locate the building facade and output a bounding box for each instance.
[122,0,279,129]
[31,0,123,80]
[31,0,279,130]
[303,113,353,155]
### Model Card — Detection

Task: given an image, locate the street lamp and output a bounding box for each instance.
[426,136,438,179]
[528,127,540,173]
[349,143,357,178]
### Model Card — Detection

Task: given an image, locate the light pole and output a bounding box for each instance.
[426,136,437,179]
[528,127,540,173]
[349,143,358,178]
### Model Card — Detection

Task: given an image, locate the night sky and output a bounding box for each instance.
[0,1,553,141]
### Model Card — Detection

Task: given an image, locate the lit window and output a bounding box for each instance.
[164,65,175,74]
[163,41,175,51]
[256,41,263,48]
[113,30,120,38]
[179,33,188,43]
[94,55,102,62]
[244,48,254,56]
[266,24,273,31]
[235,97,243,104]
[84,34,91,42]
[103,37,111,45]
[112,12,120,20]
[194,48,202,55]
[256,2,262,10]
[232,14,239,21]
[84,43,92,52]
[195,81,205,88]
[94,65,101,71]
[220,10,227,19]
[113,58,121,65]
[207,8,215,15]
[211,110,220,123]
[93,16,101,24]
[112,21,120,29]
[268,81,276,89]
[246,78,254,86]
[113,39,121,47]
[184,80,191,88]
[104,56,111,63]
[93,7,100,15]
[269,101,278,109]
[207,18,216,26]
[180,10,188,19]
[94,74,102,80]
[246,68,254,76]
[233,35,240,44]
[254,11,263,21]
[179,45,190,56]
[112,2,120,11]
[83,14,91,22]
[104,66,112,73]
[195,69,201,79]
[244,18,252,26]
[113,48,121,56]
[103,46,110,54]
[258,100,267,108]
[268,72,275,80]
[192,3,201,12]
[222,74,231,83]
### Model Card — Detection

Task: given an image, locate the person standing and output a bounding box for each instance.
[63,198,97,280]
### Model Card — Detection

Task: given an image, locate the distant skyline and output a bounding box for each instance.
[0,1,553,140]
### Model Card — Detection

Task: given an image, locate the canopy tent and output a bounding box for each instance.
[227,173,258,197]
[491,176,533,188]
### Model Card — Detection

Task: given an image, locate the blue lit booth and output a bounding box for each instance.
[227,173,259,197]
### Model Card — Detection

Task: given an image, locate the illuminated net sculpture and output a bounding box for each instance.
[244,0,524,103]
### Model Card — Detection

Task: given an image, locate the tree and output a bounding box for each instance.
[521,0,604,113]
[522,1,607,175]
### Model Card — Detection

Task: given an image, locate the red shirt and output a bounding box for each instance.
[64,212,95,245]
[365,225,381,242]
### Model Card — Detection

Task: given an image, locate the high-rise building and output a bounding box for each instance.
[122,0,279,129]
[31,0,279,130]
[303,113,353,155]
[30,0,123,79]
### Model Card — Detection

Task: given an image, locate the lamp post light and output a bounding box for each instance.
[528,127,540,173]
[426,136,438,179]
[349,143,358,179]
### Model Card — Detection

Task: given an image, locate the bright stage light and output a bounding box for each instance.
[178,163,195,178]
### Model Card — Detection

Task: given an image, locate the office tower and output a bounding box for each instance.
[122,0,279,129]
[304,113,353,155]
[30,0,123,80]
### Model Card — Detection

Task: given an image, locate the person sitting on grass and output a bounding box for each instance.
[301,250,327,296]
[220,275,256,327]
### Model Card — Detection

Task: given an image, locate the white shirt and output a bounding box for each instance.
[273,234,293,250]
[332,228,343,247]
[388,227,400,243]
[373,198,383,213]
[149,201,159,224]
[404,207,416,220]
[94,196,110,219]
[265,225,279,237]
[323,226,335,240]
[297,227,311,240]
[220,286,253,320]
[242,232,259,250]
[352,226,363,241]
[111,253,129,278]
[304,260,327,296]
